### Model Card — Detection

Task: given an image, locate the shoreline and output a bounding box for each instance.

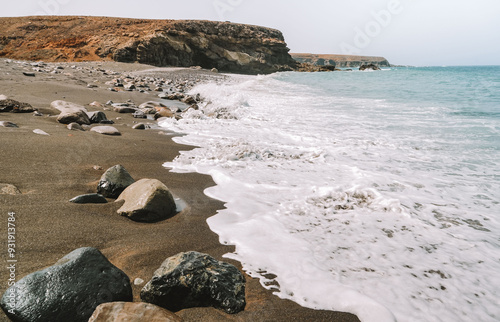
[0,59,359,321]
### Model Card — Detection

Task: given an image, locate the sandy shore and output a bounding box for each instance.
[0,59,359,321]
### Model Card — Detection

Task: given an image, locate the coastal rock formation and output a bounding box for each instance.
[97,165,135,198]
[0,16,297,74]
[291,53,390,68]
[89,302,183,322]
[141,251,246,314]
[0,247,133,322]
[116,178,177,222]
[359,64,382,71]
[295,63,338,72]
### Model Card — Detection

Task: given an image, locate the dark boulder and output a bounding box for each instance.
[97,165,135,198]
[141,251,246,314]
[0,247,133,322]
[359,64,381,71]
[87,111,110,124]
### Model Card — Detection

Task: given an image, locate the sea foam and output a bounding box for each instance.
[162,68,500,322]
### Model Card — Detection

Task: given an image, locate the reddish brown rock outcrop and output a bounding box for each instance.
[0,16,297,74]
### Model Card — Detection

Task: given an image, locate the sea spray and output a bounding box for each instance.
[162,66,500,322]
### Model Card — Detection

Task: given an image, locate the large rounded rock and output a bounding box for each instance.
[140,251,246,314]
[97,165,135,199]
[0,247,133,322]
[89,302,183,322]
[52,100,91,125]
[116,179,177,222]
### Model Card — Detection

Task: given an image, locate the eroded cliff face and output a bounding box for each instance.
[0,16,297,74]
[291,53,390,68]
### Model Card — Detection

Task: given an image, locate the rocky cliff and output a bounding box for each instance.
[0,16,297,74]
[291,53,390,68]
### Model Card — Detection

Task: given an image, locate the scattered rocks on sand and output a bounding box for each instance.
[141,251,246,314]
[0,99,35,113]
[116,178,177,222]
[89,302,183,322]
[52,100,91,125]
[0,121,18,128]
[22,71,36,77]
[97,165,135,199]
[67,122,85,131]
[91,126,121,136]
[0,183,22,195]
[0,247,133,322]
[70,193,108,204]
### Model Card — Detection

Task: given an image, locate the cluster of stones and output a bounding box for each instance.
[0,248,246,321]
[15,60,121,77]
[0,61,248,320]
[1,163,246,320]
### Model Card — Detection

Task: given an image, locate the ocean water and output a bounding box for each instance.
[160,66,500,322]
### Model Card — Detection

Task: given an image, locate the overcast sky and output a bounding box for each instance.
[2,0,500,66]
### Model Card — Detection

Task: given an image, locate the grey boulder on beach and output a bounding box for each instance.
[141,251,246,314]
[0,247,133,322]
[51,100,91,125]
[116,178,177,222]
[97,164,135,198]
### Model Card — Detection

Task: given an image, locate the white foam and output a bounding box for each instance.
[161,72,500,322]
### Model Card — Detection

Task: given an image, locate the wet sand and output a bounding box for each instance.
[0,59,359,321]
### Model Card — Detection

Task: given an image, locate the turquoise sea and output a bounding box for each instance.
[162,66,500,321]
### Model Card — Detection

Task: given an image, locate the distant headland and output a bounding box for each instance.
[291,53,390,68]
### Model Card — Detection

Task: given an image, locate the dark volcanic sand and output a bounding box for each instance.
[0,59,359,322]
